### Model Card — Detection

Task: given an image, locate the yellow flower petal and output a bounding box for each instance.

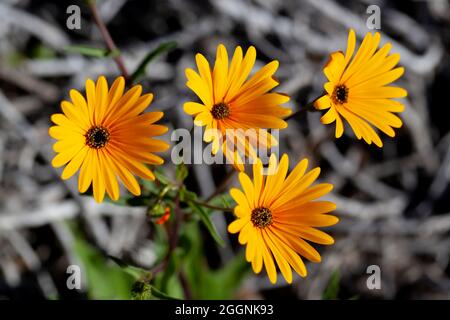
[51,143,84,168]
[61,146,88,180]
[78,149,94,193]
[263,230,292,283]
[228,217,249,234]
[183,102,208,115]
[92,151,106,203]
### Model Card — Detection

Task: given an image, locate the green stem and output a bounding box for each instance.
[190,199,233,213]
[151,194,182,275]
[285,92,325,122]
[87,1,130,82]
[147,184,175,215]
[206,169,236,202]
[179,270,193,299]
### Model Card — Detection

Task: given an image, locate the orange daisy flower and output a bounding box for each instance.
[183,44,291,170]
[315,29,407,147]
[49,76,169,202]
[228,154,338,284]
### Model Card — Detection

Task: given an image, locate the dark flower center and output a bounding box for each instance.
[85,126,110,149]
[211,102,230,120]
[333,85,349,104]
[251,207,273,229]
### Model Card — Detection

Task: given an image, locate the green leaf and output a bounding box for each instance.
[175,162,189,182]
[104,194,151,207]
[154,170,171,185]
[148,202,166,217]
[179,186,198,202]
[154,248,184,299]
[209,193,234,208]
[31,44,56,60]
[322,269,340,300]
[199,252,250,299]
[180,222,249,299]
[131,41,177,83]
[6,52,26,67]
[140,178,160,194]
[70,224,135,299]
[107,257,150,281]
[152,224,170,262]
[188,202,225,247]
[150,285,180,300]
[64,45,120,58]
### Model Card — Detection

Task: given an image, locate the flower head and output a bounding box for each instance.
[49,76,169,202]
[228,154,338,284]
[184,44,291,170]
[315,29,407,147]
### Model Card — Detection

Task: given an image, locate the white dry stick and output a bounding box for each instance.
[6,230,58,299]
[401,100,439,173]
[0,90,112,250]
[98,0,129,24]
[0,201,79,231]
[0,2,70,49]
[326,194,406,220]
[0,200,146,231]
[212,0,341,54]
[0,135,4,182]
[320,142,405,200]
[304,0,443,75]
[0,62,59,102]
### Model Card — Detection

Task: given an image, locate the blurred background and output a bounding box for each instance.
[0,0,450,300]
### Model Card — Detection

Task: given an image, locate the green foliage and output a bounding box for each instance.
[131,279,180,300]
[209,193,234,209]
[131,281,152,300]
[108,194,151,207]
[105,176,174,209]
[322,269,340,300]
[106,255,151,281]
[180,222,250,299]
[152,224,170,261]
[77,166,243,300]
[188,201,225,247]
[70,224,135,299]
[70,221,182,300]
[159,250,182,294]
[198,254,249,299]
[179,186,230,247]
[176,162,189,182]
[64,45,120,58]
[31,44,56,59]
[150,285,181,300]
[154,169,171,185]
[153,249,185,299]
[6,52,26,67]
[131,41,177,83]
[178,185,198,202]
[140,178,160,193]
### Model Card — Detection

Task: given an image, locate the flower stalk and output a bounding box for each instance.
[87,1,130,82]
[284,93,324,122]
